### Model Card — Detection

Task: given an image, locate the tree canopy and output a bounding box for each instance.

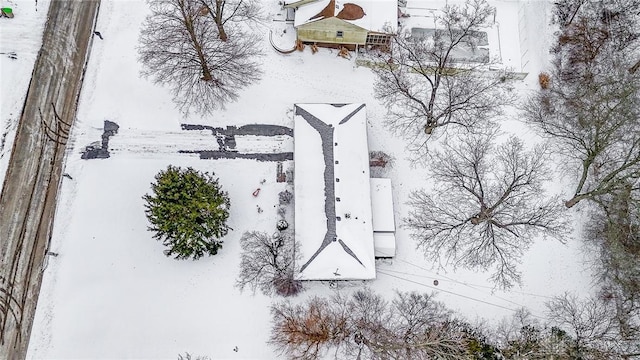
[138,0,262,115]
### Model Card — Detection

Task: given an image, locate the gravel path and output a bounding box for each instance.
[0,1,100,358]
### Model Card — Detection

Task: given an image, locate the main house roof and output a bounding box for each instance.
[294,103,376,280]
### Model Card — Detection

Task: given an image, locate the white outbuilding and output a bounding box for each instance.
[370,177,396,258]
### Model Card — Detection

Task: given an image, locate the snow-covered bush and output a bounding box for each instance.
[276,219,289,231]
[143,166,231,260]
[369,150,395,178]
[285,166,294,185]
[177,353,209,360]
[277,206,286,217]
[369,150,394,168]
[278,189,293,205]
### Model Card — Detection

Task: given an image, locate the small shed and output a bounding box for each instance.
[287,0,397,49]
[370,178,396,258]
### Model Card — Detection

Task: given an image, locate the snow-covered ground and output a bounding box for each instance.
[13,0,597,358]
[0,0,50,193]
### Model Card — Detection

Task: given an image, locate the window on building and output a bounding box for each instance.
[366,33,390,45]
[336,30,344,38]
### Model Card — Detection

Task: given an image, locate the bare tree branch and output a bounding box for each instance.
[199,0,263,42]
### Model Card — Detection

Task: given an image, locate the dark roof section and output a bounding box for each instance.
[309,0,366,22]
[337,3,365,20]
[309,0,336,21]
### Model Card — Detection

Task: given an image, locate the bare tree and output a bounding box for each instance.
[199,0,263,41]
[269,296,350,360]
[340,289,393,359]
[586,185,640,297]
[405,135,569,288]
[521,3,640,355]
[493,308,598,359]
[551,0,588,27]
[270,290,471,360]
[493,307,597,359]
[372,0,515,155]
[138,0,262,115]
[341,290,469,360]
[523,66,640,209]
[494,308,548,359]
[236,231,301,297]
[524,0,640,209]
[545,292,637,359]
[489,295,639,359]
[370,292,469,359]
[582,185,640,356]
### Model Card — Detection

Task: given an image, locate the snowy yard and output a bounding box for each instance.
[0,0,598,358]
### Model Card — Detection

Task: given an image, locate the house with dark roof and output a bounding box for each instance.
[284,0,397,50]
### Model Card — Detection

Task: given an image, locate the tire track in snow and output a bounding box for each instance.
[86,127,294,159]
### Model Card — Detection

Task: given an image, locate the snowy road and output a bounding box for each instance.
[0,1,100,358]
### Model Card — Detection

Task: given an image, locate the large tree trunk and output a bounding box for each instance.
[216,21,228,42]
[178,0,213,80]
[183,17,213,81]
[213,0,228,42]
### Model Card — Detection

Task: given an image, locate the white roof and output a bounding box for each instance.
[404,0,470,11]
[402,0,493,30]
[370,177,395,232]
[374,232,396,258]
[294,103,376,280]
[294,0,398,33]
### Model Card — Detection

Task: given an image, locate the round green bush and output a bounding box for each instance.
[143,166,231,260]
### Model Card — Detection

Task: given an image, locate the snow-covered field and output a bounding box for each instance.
[1,0,596,358]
